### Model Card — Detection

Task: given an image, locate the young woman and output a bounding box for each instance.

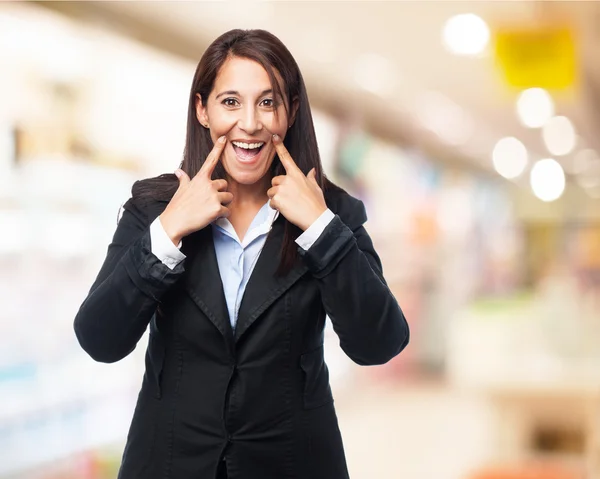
[74,28,409,479]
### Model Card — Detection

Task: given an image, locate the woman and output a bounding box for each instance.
[74,29,409,479]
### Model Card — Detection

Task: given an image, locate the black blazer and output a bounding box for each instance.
[74,183,409,479]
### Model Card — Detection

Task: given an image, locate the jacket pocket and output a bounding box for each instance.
[145,314,165,399]
[300,345,333,409]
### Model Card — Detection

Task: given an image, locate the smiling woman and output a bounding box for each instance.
[73,28,409,479]
[195,56,295,189]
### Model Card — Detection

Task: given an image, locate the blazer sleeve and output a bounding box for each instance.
[298,196,409,366]
[73,195,184,363]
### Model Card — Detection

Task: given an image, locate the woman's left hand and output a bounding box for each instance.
[267,134,328,231]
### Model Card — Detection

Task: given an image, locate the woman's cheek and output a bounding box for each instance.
[218,115,238,132]
[263,115,287,136]
[208,123,234,143]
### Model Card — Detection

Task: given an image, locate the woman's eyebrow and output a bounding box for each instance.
[215,89,275,99]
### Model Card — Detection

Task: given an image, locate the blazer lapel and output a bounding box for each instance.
[234,216,308,343]
[181,227,234,345]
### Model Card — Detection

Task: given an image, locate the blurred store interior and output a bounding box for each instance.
[1,1,600,478]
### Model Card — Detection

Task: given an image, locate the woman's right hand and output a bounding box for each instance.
[159,136,233,245]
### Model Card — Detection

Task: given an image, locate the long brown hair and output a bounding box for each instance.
[133,29,341,275]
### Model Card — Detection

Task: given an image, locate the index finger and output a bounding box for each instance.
[199,136,227,178]
[272,134,301,175]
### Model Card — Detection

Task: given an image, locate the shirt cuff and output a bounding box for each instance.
[295,208,335,251]
[149,217,186,270]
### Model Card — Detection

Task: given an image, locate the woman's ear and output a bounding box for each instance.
[195,93,210,128]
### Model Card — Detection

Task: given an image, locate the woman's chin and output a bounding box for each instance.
[230,173,261,185]
[224,167,268,186]
[223,157,274,187]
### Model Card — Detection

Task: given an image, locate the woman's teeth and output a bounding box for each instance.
[232,141,264,149]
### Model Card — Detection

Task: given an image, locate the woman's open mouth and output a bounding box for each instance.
[232,141,265,164]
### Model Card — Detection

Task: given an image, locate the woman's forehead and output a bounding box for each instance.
[213,56,284,95]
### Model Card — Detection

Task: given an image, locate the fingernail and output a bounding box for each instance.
[272,134,279,141]
[219,136,226,143]
[174,169,181,178]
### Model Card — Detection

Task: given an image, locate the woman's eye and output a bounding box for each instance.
[223,98,239,107]
[261,98,275,108]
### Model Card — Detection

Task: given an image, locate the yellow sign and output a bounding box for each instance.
[494,26,577,90]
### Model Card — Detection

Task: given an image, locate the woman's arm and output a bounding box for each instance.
[298,200,409,366]
[74,196,184,363]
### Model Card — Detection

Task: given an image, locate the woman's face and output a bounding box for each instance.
[196,56,297,187]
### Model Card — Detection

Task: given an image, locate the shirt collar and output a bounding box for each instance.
[213,200,279,246]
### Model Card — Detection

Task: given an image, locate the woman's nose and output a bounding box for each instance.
[238,107,263,135]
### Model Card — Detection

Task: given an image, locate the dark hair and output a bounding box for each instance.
[133,28,342,275]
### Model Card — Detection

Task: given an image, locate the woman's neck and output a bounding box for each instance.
[227,175,270,210]
[225,175,271,242]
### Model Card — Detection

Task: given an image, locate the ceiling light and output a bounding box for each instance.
[492,137,528,179]
[530,158,565,202]
[442,14,490,56]
[542,116,576,156]
[516,88,554,128]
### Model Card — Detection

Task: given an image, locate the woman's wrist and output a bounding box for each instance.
[159,212,183,246]
[299,206,328,231]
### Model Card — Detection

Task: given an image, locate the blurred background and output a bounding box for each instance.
[1,1,600,478]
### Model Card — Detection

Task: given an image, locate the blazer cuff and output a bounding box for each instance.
[297,215,354,277]
[295,208,335,251]
[124,229,185,301]
[150,216,186,270]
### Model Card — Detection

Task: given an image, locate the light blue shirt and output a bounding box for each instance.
[145,201,335,330]
[211,201,278,329]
